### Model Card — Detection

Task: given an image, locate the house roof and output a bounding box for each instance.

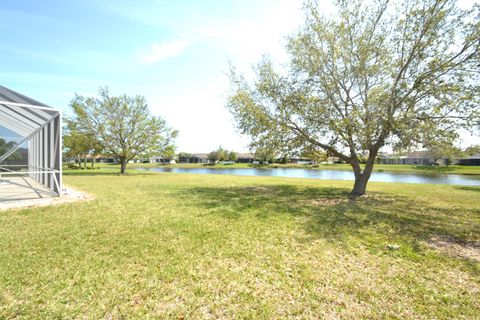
[236,152,254,159]
[406,150,433,158]
[0,85,49,106]
[0,85,60,138]
[192,153,209,159]
[466,153,480,160]
[150,155,178,160]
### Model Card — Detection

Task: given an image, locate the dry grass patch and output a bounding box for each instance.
[304,198,347,206]
[427,236,480,263]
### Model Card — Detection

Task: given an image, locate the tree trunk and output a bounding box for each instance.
[91,156,95,169]
[83,156,87,169]
[349,156,376,197]
[120,158,127,174]
[350,173,370,196]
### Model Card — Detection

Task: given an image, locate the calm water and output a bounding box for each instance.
[142,167,480,186]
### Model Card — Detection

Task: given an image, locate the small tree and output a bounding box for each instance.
[209,146,229,163]
[208,151,219,163]
[71,88,177,174]
[227,0,480,196]
[217,146,228,161]
[228,151,238,162]
[178,152,193,163]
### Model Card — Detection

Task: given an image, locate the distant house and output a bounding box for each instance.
[402,151,446,165]
[96,156,117,164]
[289,157,313,165]
[236,153,254,163]
[458,153,480,166]
[377,153,407,165]
[377,151,448,165]
[191,153,210,163]
[323,156,342,164]
[150,156,176,164]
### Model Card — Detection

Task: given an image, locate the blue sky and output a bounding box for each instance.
[0,0,306,152]
[1,0,478,152]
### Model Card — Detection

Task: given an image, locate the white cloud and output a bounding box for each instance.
[148,82,251,153]
[185,0,308,73]
[141,39,190,64]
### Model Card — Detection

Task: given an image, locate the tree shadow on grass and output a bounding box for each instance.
[454,186,480,193]
[176,184,480,271]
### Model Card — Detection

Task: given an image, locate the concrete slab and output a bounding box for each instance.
[0,178,93,211]
[0,176,54,202]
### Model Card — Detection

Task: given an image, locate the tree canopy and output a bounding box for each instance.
[464,144,480,156]
[63,118,103,168]
[70,88,177,173]
[208,146,238,163]
[254,146,277,164]
[227,0,480,196]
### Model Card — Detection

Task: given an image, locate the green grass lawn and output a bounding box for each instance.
[122,162,480,175]
[1,170,479,318]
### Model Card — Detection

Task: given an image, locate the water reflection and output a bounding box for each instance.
[142,167,480,186]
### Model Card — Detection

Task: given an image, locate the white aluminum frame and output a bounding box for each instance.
[0,100,62,197]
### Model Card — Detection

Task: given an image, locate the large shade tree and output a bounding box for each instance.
[227,0,480,196]
[71,88,177,174]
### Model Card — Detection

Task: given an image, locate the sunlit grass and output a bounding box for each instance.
[1,170,479,318]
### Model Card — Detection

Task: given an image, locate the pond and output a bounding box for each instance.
[140,167,480,186]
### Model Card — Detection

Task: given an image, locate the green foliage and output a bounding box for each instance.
[227,0,480,195]
[423,135,463,166]
[217,147,228,161]
[177,152,193,163]
[70,87,177,173]
[464,144,480,156]
[63,119,102,168]
[0,138,22,162]
[254,146,277,163]
[208,151,219,163]
[208,146,236,163]
[301,147,328,164]
[161,145,177,161]
[228,151,238,161]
